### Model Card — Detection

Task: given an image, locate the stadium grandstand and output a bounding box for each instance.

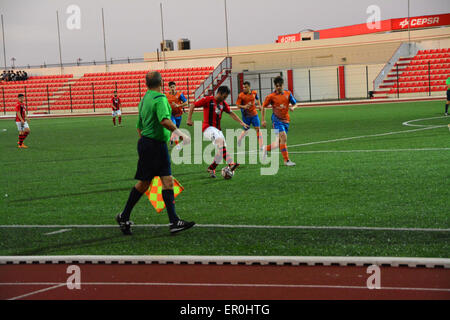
[1,13,449,115]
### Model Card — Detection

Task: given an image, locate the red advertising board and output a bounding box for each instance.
[277,33,301,43]
[277,13,450,42]
[392,14,450,30]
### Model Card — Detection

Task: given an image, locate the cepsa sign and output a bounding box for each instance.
[277,34,301,43]
[393,14,450,30]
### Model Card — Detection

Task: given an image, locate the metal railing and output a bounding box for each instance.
[1,77,196,115]
[194,56,232,100]
[8,57,146,70]
[373,42,419,91]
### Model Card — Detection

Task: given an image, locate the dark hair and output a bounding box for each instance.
[168,81,176,87]
[274,76,284,85]
[145,71,162,89]
[243,81,251,87]
[217,86,230,95]
[18,94,24,98]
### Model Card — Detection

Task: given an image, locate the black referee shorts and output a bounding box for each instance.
[135,136,171,181]
[447,89,450,101]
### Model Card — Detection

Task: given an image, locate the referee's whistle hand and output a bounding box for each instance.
[186,119,193,126]
[181,135,191,145]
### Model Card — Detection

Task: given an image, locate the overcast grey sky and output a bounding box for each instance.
[0,0,449,67]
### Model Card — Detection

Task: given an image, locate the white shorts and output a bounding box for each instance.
[16,121,29,132]
[112,110,122,117]
[203,126,226,146]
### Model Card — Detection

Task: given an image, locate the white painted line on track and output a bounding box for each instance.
[7,283,66,300]
[1,282,448,294]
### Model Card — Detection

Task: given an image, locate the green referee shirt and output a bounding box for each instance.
[446,76,450,89]
[136,90,172,142]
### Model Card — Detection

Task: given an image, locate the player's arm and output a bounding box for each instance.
[178,94,188,111]
[261,96,271,128]
[186,97,206,126]
[288,92,297,111]
[228,111,249,129]
[255,93,262,111]
[235,96,248,110]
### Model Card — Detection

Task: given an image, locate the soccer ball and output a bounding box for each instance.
[221,167,234,180]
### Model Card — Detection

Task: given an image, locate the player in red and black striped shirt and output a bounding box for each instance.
[15,94,30,148]
[111,91,122,126]
[187,86,248,178]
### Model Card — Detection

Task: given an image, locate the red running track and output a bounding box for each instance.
[0,264,449,300]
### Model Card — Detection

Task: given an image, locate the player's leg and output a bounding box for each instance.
[446,90,450,116]
[237,116,251,147]
[118,110,122,125]
[279,124,294,166]
[21,126,30,148]
[252,115,263,149]
[112,114,116,126]
[174,117,182,146]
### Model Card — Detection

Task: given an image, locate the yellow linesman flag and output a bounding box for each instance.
[145,176,184,213]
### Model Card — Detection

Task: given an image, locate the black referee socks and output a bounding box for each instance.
[162,189,179,224]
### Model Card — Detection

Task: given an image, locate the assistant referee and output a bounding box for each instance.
[116,71,195,235]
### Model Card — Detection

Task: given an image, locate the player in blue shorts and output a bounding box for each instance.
[236,81,263,148]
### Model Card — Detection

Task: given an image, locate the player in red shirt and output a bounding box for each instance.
[15,94,30,148]
[187,86,249,178]
[111,91,122,126]
[261,76,297,166]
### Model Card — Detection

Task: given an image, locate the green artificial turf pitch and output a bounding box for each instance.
[0,100,449,257]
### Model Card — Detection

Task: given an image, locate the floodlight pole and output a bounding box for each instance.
[160,3,167,69]
[224,0,230,57]
[1,14,6,71]
[102,8,108,71]
[408,0,411,56]
[56,11,63,73]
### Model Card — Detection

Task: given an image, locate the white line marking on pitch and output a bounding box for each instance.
[44,229,71,236]
[402,116,448,127]
[1,282,448,293]
[287,148,450,154]
[235,125,447,155]
[0,224,448,232]
[7,283,66,300]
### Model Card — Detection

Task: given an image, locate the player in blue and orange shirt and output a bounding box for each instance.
[166,81,188,146]
[261,76,297,166]
[236,81,263,148]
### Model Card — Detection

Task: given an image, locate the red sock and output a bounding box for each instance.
[18,134,25,145]
[221,146,233,164]
[208,162,218,170]
[113,117,116,125]
[280,144,289,162]
[118,116,122,124]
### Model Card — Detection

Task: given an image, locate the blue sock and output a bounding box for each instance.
[162,189,179,224]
